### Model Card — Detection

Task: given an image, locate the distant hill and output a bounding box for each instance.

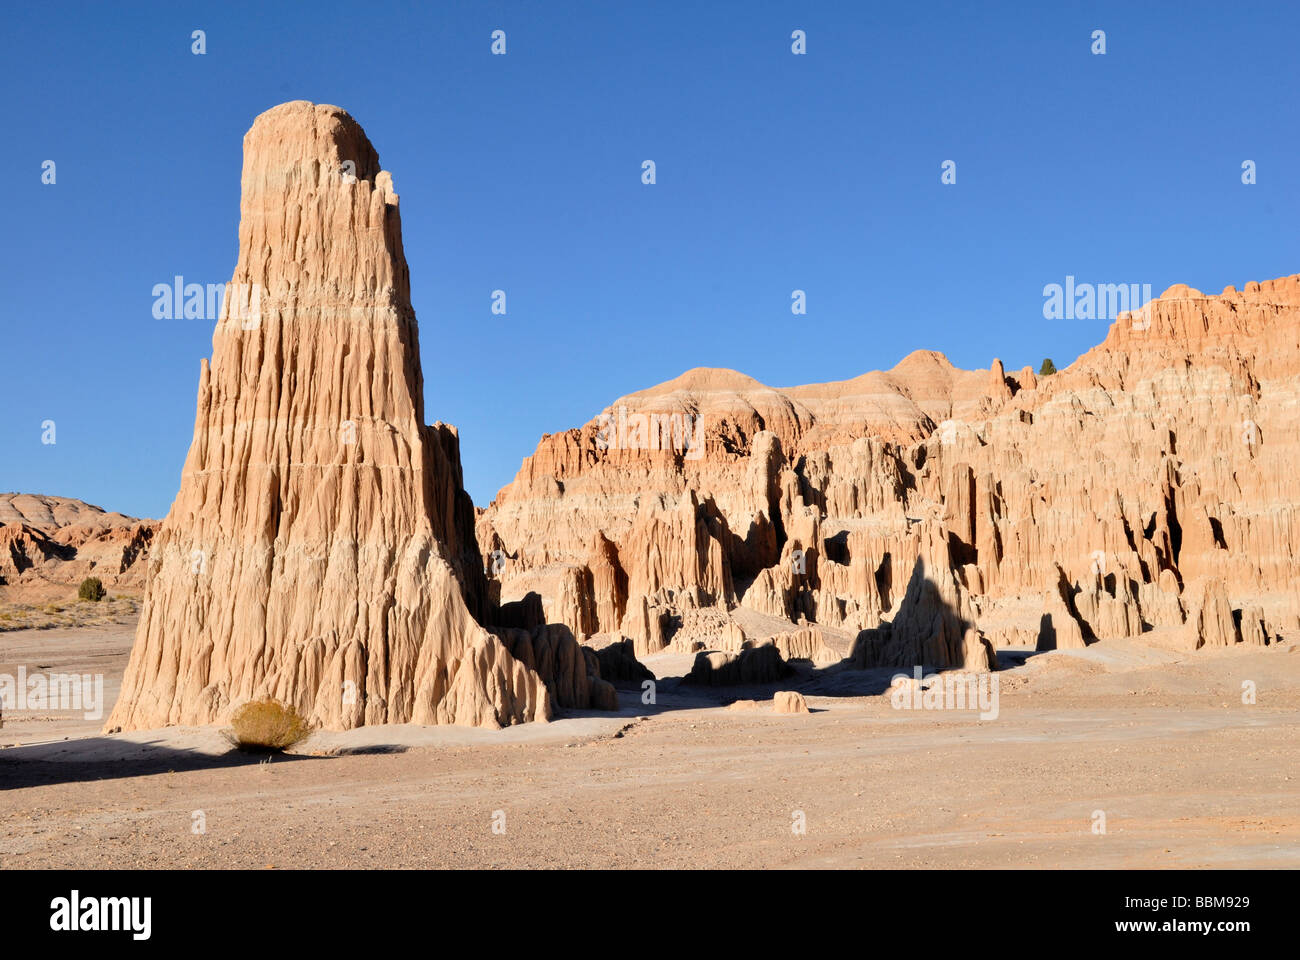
[0,493,158,600]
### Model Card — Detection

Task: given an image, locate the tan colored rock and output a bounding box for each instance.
[1138,569,1185,628]
[493,623,590,710]
[585,531,627,633]
[1237,605,1269,646]
[1037,609,1087,652]
[620,490,735,611]
[667,606,730,652]
[769,625,839,665]
[549,564,596,638]
[850,527,995,671]
[1074,572,1144,640]
[108,102,560,732]
[717,621,748,652]
[1271,614,1300,645]
[0,494,158,599]
[620,594,669,658]
[479,273,1300,671]
[773,690,809,714]
[1036,567,1089,651]
[1182,577,1239,650]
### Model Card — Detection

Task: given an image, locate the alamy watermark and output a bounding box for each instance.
[1043,276,1152,322]
[50,891,151,940]
[152,276,262,328]
[889,667,999,720]
[595,405,704,460]
[1,668,105,721]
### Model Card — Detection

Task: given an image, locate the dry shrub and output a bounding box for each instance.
[224,698,312,752]
[78,577,106,602]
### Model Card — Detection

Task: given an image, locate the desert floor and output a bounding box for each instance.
[1,618,1298,869]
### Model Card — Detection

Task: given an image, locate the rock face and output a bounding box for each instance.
[481,277,1300,662]
[108,102,576,732]
[1035,566,1089,651]
[1182,577,1238,650]
[849,531,996,671]
[0,494,158,599]
[682,644,793,686]
[769,625,838,666]
[591,638,655,683]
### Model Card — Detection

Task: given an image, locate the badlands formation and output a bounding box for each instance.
[103,100,1298,736]
[481,280,1300,673]
[0,493,156,599]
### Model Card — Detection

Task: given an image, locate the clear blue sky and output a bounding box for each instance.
[3,1,1297,517]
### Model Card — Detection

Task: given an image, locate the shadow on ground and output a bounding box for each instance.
[0,737,325,791]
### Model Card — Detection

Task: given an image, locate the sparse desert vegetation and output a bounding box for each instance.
[224,699,314,752]
[0,593,140,632]
[77,576,106,602]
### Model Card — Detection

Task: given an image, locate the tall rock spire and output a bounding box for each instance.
[109,102,552,730]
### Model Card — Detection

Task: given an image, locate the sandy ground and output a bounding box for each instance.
[1,618,1298,869]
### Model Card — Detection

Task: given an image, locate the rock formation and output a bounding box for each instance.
[590,637,655,683]
[0,494,157,599]
[768,624,840,666]
[682,644,793,686]
[1237,605,1270,647]
[92,103,1300,734]
[480,276,1300,664]
[773,690,810,714]
[108,102,603,733]
[1035,566,1089,651]
[1182,577,1238,650]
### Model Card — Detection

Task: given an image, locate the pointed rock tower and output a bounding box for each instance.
[109,102,553,731]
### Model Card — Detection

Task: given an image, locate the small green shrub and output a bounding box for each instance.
[1039,358,1057,376]
[78,577,106,602]
[224,698,312,752]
